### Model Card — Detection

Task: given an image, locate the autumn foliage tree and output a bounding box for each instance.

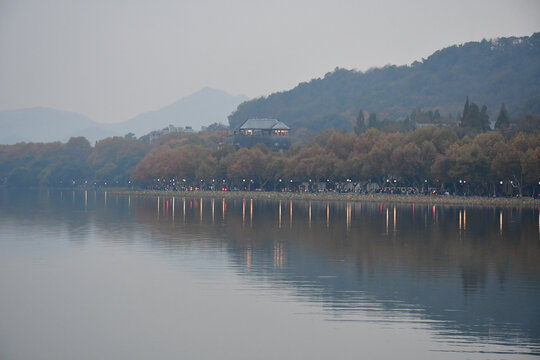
[1,123,539,196]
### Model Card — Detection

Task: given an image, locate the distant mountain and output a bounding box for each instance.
[108,87,248,137]
[229,33,540,132]
[0,107,100,144]
[0,88,247,144]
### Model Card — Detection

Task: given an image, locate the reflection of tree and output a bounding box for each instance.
[5,191,539,350]
[460,262,487,295]
[127,198,540,347]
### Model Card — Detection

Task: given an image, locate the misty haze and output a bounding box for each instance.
[1,1,539,359]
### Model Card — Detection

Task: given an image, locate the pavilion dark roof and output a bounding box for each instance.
[238,118,290,130]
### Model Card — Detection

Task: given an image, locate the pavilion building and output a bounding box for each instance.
[228,118,290,150]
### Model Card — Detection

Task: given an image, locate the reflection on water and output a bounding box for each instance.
[1,190,540,359]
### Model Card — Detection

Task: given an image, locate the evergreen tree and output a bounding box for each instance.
[480,104,490,131]
[495,103,510,129]
[462,96,470,123]
[368,113,377,128]
[434,109,441,121]
[461,102,478,129]
[460,98,489,132]
[354,110,366,135]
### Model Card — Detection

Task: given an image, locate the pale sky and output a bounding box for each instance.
[1,0,539,124]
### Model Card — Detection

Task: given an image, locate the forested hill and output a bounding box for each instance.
[228,33,540,132]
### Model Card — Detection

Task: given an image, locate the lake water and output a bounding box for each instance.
[1,190,539,360]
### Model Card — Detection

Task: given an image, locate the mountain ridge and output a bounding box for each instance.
[0,88,247,144]
[228,33,540,131]
[108,87,248,136]
[0,107,98,144]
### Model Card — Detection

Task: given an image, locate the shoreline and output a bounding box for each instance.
[109,189,540,208]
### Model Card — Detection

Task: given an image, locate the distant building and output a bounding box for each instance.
[414,123,437,129]
[146,124,188,143]
[228,118,291,150]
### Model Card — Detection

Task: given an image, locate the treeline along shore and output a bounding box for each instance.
[1,108,539,205]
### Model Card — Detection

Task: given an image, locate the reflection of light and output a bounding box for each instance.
[500,210,503,234]
[393,207,396,232]
[157,196,159,218]
[222,198,226,221]
[463,209,467,230]
[278,200,282,228]
[346,203,351,229]
[246,247,251,268]
[212,199,215,224]
[289,200,293,228]
[85,190,88,210]
[250,199,253,227]
[412,203,414,217]
[104,192,107,207]
[183,198,186,222]
[459,210,462,230]
[308,201,312,228]
[172,197,175,221]
[128,195,130,209]
[386,207,389,234]
[72,191,75,202]
[326,202,330,228]
[346,203,349,228]
[274,242,285,268]
[200,198,203,222]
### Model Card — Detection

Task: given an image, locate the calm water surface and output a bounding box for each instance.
[1,190,539,359]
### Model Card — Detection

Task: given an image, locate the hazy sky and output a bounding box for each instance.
[1,0,539,124]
